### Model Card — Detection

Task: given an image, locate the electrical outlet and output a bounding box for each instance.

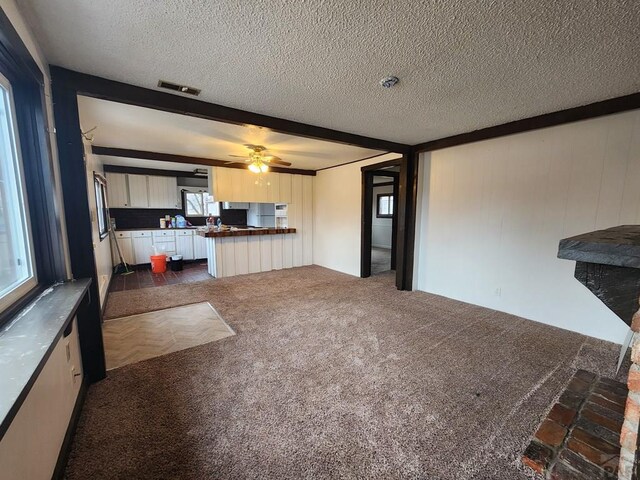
[70,366,81,384]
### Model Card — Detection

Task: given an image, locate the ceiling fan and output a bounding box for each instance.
[229,144,292,173]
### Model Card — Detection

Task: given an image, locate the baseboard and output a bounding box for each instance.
[100,274,113,319]
[51,377,87,480]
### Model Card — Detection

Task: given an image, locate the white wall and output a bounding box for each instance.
[83,141,112,307]
[372,184,394,248]
[414,109,640,344]
[313,153,400,276]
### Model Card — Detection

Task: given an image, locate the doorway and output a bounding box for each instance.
[361,159,401,277]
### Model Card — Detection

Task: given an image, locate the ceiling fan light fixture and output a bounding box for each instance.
[248,163,261,173]
[260,163,269,173]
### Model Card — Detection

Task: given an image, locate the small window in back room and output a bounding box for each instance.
[376,193,394,218]
[0,73,37,313]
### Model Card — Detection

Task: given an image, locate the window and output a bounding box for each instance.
[183,191,220,216]
[94,173,109,240]
[376,194,394,218]
[0,73,36,313]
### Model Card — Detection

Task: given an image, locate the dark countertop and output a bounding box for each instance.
[198,227,296,238]
[0,279,91,440]
[558,225,640,268]
[115,227,199,231]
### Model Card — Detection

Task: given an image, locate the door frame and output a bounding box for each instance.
[361,158,401,280]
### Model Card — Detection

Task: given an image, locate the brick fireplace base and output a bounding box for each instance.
[522,370,627,479]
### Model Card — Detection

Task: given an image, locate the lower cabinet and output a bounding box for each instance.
[176,231,194,260]
[112,229,207,266]
[110,231,134,265]
[193,233,207,260]
[132,232,154,265]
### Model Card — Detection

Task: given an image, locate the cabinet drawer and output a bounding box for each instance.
[114,231,131,239]
[175,229,194,236]
[153,230,176,238]
[132,231,152,238]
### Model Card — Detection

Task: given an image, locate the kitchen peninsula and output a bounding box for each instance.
[198,227,297,278]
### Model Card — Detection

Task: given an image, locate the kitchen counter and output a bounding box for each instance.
[200,227,298,278]
[198,227,296,238]
[115,227,199,231]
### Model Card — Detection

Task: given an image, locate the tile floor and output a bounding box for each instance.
[102,302,235,370]
[109,262,210,292]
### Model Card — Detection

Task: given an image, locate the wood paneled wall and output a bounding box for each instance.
[414,109,640,343]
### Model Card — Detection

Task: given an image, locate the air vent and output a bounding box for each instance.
[157,80,201,96]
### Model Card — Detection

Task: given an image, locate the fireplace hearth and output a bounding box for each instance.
[530,225,640,479]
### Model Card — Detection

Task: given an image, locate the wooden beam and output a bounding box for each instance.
[92,146,316,176]
[50,79,106,383]
[395,150,419,290]
[315,152,394,171]
[103,164,205,178]
[413,92,640,153]
[361,158,402,171]
[51,66,411,154]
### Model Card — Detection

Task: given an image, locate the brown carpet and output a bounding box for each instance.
[70,266,626,479]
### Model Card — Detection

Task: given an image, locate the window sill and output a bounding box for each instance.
[0,278,91,440]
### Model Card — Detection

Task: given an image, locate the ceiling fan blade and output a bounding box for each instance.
[228,154,246,158]
[244,144,266,152]
[266,156,292,166]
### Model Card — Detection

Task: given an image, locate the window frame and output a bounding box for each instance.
[184,190,206,216]
[0,7,68,328]
[182,190,220,217]
[0,72,38,314]
[93,172,109,240]
[376,193,394,218]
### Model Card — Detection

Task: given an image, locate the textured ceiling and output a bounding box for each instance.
[21,0,640,144]
[77,96,384,170]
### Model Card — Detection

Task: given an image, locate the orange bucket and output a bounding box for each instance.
[150,254,167,273]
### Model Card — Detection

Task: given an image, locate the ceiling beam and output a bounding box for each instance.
[91,146,316,176]
[413,92,640,153]
[52,66,410,154]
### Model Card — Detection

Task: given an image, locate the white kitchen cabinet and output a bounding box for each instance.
[211,167,298,203]
[110,231,134,265]
[214,167,233,201]
[193,232,207,259]
[132,232,153,264]
[152,230,176,257]
[148,176,179,208]
[105,172,129,208]
[128,175,149,208]
[175,230,194,260]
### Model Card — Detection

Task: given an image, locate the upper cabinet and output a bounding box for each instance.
[211,167,294,203]
[127,174,148,207]
[148,176,178,208]
[106,173,179,209]
[105,172,129,207]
